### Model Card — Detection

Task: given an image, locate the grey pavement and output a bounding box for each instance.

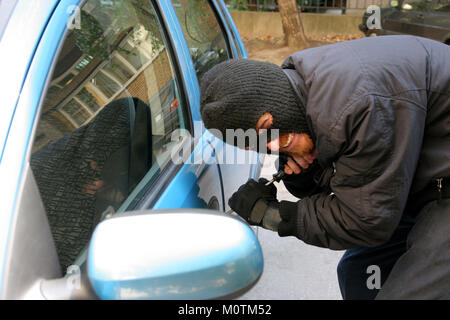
[238,155,344,300]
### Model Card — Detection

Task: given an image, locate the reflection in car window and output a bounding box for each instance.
[30,0,189,272]
[435,0,450,11]
[401,0,449,11]
[171,0,230,79]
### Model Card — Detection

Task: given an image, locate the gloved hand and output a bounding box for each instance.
[277,201,298,237]
[228,178,281,229]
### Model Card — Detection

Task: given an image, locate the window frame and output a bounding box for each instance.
[206,0,235,59]
[211,0,240,58]
[214,0,248,59]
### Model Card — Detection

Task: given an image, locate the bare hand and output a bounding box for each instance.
[283,150,318,175]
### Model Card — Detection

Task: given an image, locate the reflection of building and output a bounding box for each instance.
[34,21,176,153]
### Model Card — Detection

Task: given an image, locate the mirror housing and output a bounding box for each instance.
[87,209,263,299]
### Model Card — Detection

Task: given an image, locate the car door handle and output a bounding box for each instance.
[417,13,424,19]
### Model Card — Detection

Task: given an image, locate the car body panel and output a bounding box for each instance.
[0,0,58,159]
[0,0,64,295]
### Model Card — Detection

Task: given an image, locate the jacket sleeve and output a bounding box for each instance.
[279,94,426,249]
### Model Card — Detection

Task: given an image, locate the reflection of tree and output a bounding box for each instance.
[411,0,433,11]
[402,0,445,11]
[73,0,164,59]
[75,10,109,59]
[173,0,228,78]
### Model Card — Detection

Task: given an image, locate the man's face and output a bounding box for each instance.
[256,112,317,169]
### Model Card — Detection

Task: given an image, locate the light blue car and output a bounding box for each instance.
[0,0,264,299]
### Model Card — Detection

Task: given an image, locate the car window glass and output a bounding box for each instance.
[171,0,230,79]
[434,0,450,11]
[30,0,189,272]
[401,0,446,11]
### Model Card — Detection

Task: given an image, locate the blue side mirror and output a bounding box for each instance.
[87,209,263,299]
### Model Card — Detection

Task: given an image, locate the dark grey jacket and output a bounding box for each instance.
[279,35,450,250]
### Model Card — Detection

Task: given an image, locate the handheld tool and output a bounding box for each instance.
[265,169,285,186]
[225,169,285,215]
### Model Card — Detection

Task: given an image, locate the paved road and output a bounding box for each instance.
[238,155,344,300]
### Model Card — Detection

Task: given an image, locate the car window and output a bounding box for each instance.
[401,0,446,11]
[437,4,450,11]
[435,0,450,11]
[29,0,189,272]
[171,0,230,79]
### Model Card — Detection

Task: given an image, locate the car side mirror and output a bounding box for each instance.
[87,209,264,299]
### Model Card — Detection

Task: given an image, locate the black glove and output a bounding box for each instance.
[277,201,299,237]
[228,178,278,226]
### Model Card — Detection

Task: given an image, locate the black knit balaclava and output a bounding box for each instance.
[200,59,311,150]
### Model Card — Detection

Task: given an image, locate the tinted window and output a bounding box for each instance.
[30,0,189,271]
[435,0,450,11]
[171,0,230,78]
[437,4,450,11]
[402,0,447,11]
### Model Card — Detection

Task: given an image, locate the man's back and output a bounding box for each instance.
[282,35,450,193]
[410,37,450,192]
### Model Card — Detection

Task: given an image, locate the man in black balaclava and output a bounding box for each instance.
[200,36,450,300]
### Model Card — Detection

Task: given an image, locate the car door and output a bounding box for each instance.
[0,0,226,299]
